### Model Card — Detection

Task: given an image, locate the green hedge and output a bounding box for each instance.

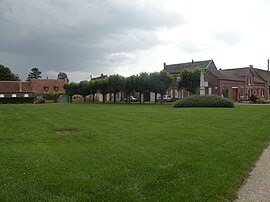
[0,97,35,104]
[174,95,234,108]
[42,92,64,101]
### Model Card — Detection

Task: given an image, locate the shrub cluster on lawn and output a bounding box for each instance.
[42,92,64,101]
[174,95,234,108]
[249,94,270,104]
[0,97,35,104]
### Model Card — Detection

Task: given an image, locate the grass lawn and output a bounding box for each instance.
[0,103,269,201]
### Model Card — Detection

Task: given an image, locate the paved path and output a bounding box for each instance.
[235,145,270,202]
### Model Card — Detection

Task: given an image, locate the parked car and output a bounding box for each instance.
[124,96,138,102]
[157,95,173,102]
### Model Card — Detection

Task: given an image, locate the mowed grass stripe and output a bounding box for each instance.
[0,104,269,201]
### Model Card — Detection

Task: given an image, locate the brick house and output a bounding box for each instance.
[30,79,66,98]
[0,79,66,98]
[207,65,270,101]
[163,59,217,100]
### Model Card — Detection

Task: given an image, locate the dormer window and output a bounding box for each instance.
[248,77,251,85]
[54,85,59,92]
[44,85,49,92]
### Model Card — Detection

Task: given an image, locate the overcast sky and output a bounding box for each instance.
[1,0,270,81]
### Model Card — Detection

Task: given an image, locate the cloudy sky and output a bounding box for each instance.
[1,0,270,81]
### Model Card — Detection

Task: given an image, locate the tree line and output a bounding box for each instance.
[63,70,173,104]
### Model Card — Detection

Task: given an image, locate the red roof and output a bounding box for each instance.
[0,81,32,93]
[30,79,66,94]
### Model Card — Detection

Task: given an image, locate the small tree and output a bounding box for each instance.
[134,72,149,104]
[27,67,42,80]
[0,64,20,81]
[156,70,172,103]
[89,80,98,103]
[78,80,90,102]
[63,82,78,103]
[149,72,160,103]
[123,75,135,103]
[96,78,109,103]
[57,72,69,82]
[108,74,125,103]
[178,68,201,94]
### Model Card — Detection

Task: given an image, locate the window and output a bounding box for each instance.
[44,85,49,92]
[12,94,16,97]
[54,85,59,92]
[24,94,29,97]
[0,94,4,98]
[248,77,251,85]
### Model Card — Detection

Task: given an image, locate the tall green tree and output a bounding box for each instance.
[108,74,125,103]
[0,64,20,81]
[156,70,172,103]
[27,67,42,80]
[178,69,201,94]
[63,82,78,103]
[149,72,160,103]
[57,72,69,82]
[89,80,98,103]
[123,75,135,103]
[134,72,149,104]
[96,78,109,103]
[78,80,90,102]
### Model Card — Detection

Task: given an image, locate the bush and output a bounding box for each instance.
[0,97,35,104]
[255,99,270,104]
[249,94,258,103]
[35,98,46,104]
[43,92,64,101]
[174,95,234,108]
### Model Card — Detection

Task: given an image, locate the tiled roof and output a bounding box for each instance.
[91,74,108,81]
[0,81,32,93]
[208,67,269,83]
[253,68,270,82]
[30,79,66,94]
[164,60,216,74]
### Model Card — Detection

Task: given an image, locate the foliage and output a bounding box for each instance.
[222,89,229,98]
[178,68,201,94]
[0,97,35,104]
[174,95,234,108]
[96,78,109,103]
[78,80,90,101]
[123,76,135,103]
[0,64,20,81]
[249,94,259,103]
[27,68,42,80]
[108,74,125,103]
[89,80,99,103]
[57,72,69,82]
[63,82,78,103]
[256,99,270,104]
[0,104,270,201]
[134,72,149,103]
[42,92,64,101]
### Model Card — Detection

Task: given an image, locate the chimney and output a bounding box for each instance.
[249,65,253,68]
[101,73,104,77]
[192,59,194,63]
[90,75,92,80]
[163,62,166,68]
[268,59,269,71]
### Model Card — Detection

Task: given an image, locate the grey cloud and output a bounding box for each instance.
[212,31,242,45]
[0,0,186,80]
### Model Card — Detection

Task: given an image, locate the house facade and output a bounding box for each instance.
[163,59,217,100]
[0,81,34,98]
[0,79,66,98]
[207,65,270,101]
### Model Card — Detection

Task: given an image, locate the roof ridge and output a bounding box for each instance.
[165,59,212,67]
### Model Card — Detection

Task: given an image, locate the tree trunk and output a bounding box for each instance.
[155,92,157,104]
[139,93,142,104]
[70,96,72,103]
[92,93,95,103]
[102,94,105,103]
[83,96,86,102]
[114,92,116,103]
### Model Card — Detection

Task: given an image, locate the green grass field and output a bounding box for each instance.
[0,104,269,201]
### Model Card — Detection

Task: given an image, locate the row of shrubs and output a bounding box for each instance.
[174,95,235,108]
[42,92,64,101]
[0,97,35,104]
[249,95,270,104]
